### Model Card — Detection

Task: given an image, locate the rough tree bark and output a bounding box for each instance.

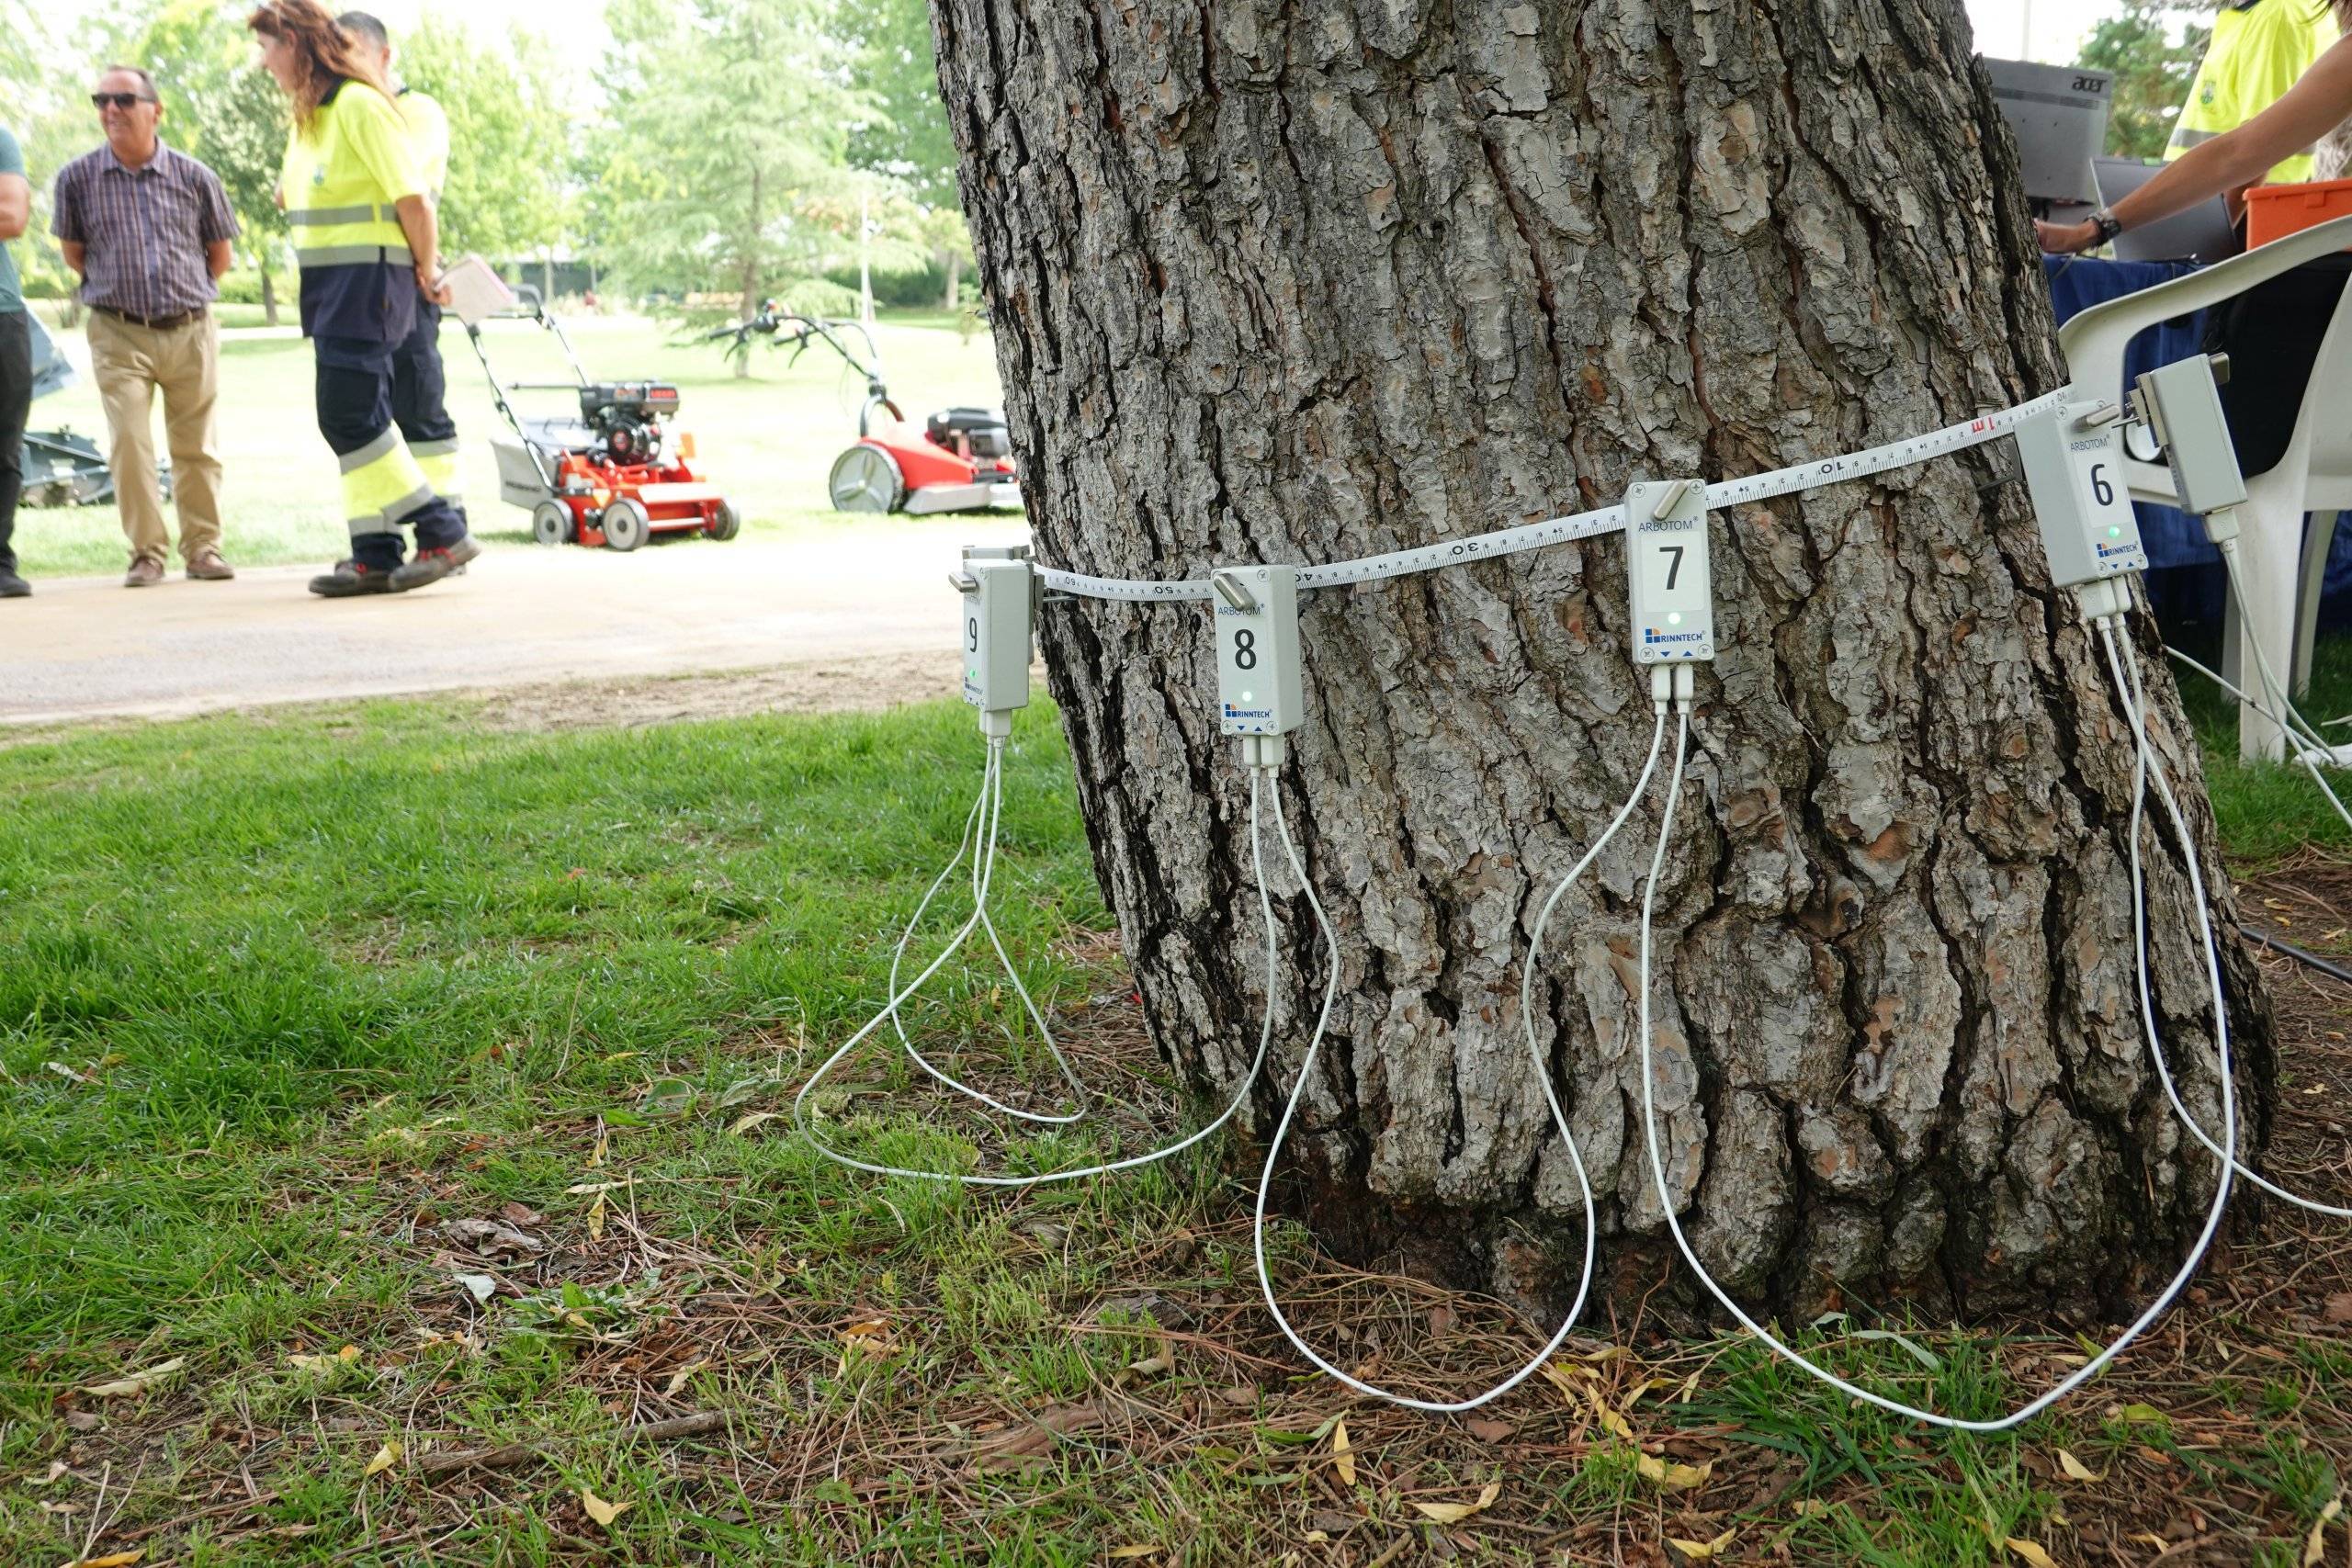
[933,0,2275,1321]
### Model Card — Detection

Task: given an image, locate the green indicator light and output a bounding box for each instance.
[1242,692,1254,701]
[2108,526,2122,538]
[1668,612,1683,626]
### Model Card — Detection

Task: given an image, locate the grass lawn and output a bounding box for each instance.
[6,664,2352,1565]
[12,307,1007,580]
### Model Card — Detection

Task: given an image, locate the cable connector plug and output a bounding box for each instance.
[2076,576,2132,626]
[1240,733,1288,773]
[1651,666,1673,714]
[2201,507,2241,548]
[1673,663,1697,715]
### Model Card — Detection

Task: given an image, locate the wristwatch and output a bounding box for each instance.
[2090,207,2124,246]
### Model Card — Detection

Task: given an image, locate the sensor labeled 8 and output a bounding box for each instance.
[956,558,1033,732]
[1213,565,1303,737]
[1624,479,1715,664]
[2016,396,2147,586]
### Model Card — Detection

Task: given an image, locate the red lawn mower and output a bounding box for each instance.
[470,287,740,550]
[705,305,1023,515]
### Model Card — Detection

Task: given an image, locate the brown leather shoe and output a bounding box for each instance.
[186,550,235,581]
[124,558,164,588]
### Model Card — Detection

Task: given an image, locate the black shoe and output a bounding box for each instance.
[0,570,28,599]
[390,536,481,592]
[309,560,401,597]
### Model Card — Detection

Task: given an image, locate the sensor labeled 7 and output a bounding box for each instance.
[1624,479,1715,664]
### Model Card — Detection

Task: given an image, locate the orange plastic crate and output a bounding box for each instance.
[2245,176,2352,249]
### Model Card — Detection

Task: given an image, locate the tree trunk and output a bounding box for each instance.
[259,263,278,330]
[933,0,2275,1322]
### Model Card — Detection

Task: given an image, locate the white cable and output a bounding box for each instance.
[1035,389,2073,603]
[2198,541,2352,835]
[884,742,1092,1126]
[2108,625,2352,1219]
[1251,773,1603,1413]
[794,765,1283,1188]
[1634,661,2238,1431]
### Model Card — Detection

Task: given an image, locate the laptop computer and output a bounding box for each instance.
[2094,157,2243,263]
[1984,58,2111,206]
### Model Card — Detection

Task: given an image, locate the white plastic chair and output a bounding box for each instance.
[2056,213,2352,759]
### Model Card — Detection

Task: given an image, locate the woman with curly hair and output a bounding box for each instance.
[250,0,476,596]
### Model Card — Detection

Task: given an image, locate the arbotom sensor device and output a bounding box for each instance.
[956,550,1034,737]
[2015,395,2148,587]
[1213,565,1303,737]
[1625,479,1716,664]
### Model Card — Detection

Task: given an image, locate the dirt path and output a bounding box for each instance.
[2,524,1028,726]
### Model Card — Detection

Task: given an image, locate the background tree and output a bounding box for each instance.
[590,0,876,372]
[2077,0,2211,161]
[134,1,293,324]
[933,0,2270,1325]
[396,15,571,270]
[840,0,974,308]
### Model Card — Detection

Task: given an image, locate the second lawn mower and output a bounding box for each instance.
[704,305,1022,516]
[469,285,739,551]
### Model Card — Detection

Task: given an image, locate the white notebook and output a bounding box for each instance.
[440,254,517,326]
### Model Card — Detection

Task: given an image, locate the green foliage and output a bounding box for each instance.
[839,0,958,206]
[131,0,292,302]
[2076,1,2213,162]
[396,14,570,260]
[586,0,877,310]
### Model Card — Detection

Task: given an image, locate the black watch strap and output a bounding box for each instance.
[2092,208,2124,244]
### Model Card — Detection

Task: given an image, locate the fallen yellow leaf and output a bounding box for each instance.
[2005,1539,2058,1568]
[1635,1454,1713,1492]
[81,1359,186,1399]
[1408,1479,1501,1524]
[362,1440,401,1479]
[58,1551,144,1568]
[587,1190,607,1242]
[1586,1390,1636,1444]
[1667,1526,1737,1562]
[2055,1448,2104,1483]
[1540,1360,1580,1403]
[664,1359,707,1395]
[2114,1403,2167,1425]
[581,1487,631,1528]
[289,1346,362,1373]
[2304,1495,2342,1567]
[587,1130,608,1169]
[1107,1549,1157,1562]
[1332,1416,1356,1488]
[729,1110,782,1136]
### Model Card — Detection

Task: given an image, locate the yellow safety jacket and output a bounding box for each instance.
[281,77,425,272]
[2167,0,2339,185]
[397,88,449,202]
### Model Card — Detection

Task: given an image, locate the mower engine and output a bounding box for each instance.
[582,382,680,467]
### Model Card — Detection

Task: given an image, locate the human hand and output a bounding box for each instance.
[417,263,454,307]
[2034,218,2098,255]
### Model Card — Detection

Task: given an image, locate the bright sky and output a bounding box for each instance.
[1963,0,2155,62]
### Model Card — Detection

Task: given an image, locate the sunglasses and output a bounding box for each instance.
[90,93,154,109]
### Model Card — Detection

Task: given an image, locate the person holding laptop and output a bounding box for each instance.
[2040,6,2352,473]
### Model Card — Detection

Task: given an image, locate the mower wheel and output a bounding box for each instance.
[707,501,741,541]
[602,496,650,552]
[828,444,905,513]
[532,501,574,547]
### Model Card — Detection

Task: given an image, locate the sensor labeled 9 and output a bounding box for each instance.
[1213,565,1303,737]
[956,557,1034,734]
[1624,479,1715,664]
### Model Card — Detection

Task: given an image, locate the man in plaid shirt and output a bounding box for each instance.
[51,65,241,588]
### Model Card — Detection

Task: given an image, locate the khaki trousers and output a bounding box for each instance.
[86,309,226,567]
